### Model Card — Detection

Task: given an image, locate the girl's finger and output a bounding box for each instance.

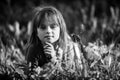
[44,44,54,52]
[44,49,52,53]
[43,42,54,50]
[44,42,53,48]
[44,48,55,56]
[44,45,53,49]
[44,46,53,51]
[43,44,51,47]
[44,47,53,52]
[44,45,51,49]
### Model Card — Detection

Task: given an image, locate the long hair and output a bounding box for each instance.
[26,6,70,58]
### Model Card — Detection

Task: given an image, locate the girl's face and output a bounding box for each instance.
[37,14,60,44]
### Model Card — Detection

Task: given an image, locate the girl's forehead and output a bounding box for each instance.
[41,14,59,25]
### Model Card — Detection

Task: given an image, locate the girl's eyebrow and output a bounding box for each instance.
[50,23,59,27]
[51,23,58,25]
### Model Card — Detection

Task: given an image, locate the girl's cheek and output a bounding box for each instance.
[37,32,44,41]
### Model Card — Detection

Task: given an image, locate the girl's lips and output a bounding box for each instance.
[44,36,53,43]
[44,36,53,38]
[44,36,53,41]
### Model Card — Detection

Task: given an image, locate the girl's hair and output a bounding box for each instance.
[26,5,71,53]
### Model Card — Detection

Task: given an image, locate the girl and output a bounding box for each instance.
[26,5,86,78]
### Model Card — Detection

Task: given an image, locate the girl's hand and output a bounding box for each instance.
[43,42,56,61]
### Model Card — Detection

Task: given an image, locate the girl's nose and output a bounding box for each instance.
[46,26,52,34]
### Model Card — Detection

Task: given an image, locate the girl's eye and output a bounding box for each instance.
[50,24,58,29]
[40,24,46,30]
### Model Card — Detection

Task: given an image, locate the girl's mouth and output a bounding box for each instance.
[44,36,53,38]
[44,36,53,41]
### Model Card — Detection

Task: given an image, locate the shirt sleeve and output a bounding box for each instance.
[26,44,48,67]
[62,41,85,76]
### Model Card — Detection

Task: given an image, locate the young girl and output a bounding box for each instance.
[26,5,87,78]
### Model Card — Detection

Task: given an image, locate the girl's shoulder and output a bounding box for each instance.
[65,34,82,53]
[66,34,86,58]
[67,34,82,47]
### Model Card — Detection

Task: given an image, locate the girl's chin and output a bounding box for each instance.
[44,40,53,43]
[43,39,58,44]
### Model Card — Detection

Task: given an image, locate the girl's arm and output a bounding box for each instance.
[26,44,47,67]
